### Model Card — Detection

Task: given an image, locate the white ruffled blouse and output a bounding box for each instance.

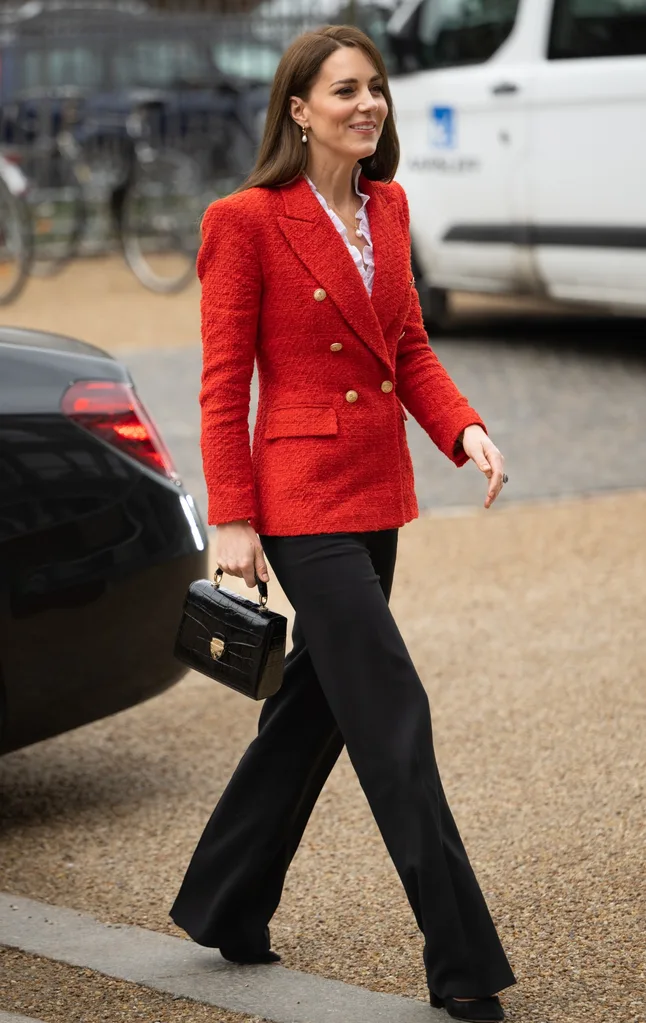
[305,165,374,296]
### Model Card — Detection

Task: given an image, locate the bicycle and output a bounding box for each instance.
[0,151,32,304]
[112,97,246,295]
[4,90,90,279]
[5,87,255,294]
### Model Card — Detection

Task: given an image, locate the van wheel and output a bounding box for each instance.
[411,250,450,333]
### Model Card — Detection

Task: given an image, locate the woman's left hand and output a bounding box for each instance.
[461,425,506,509]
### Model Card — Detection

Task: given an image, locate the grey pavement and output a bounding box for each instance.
[0,893,440,1023]
[123,333,646,530]
[0,1015,46,1023]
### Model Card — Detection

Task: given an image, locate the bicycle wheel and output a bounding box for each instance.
[22,138,86,278]
[0,174,33,305]
[120,149,207,295]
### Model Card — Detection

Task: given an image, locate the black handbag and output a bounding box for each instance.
[174,569,287,700]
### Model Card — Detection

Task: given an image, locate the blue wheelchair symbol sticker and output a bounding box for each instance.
[429,106,456,149]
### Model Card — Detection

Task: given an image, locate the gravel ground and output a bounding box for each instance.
[1,491,645,1023]
[0,949,269,1023]
[2,257,201,353]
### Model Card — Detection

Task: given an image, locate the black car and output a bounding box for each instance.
[0,327,208,755]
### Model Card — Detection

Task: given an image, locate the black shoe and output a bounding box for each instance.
[218,923,280,965]
[430,991,504,1021]
[219,944,281,964]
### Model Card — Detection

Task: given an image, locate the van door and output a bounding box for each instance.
[527,0,646,309]
[391,0,534,294]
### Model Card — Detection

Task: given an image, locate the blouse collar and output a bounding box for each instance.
[304,166,371,242]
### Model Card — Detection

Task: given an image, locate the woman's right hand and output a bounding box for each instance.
[214,520,270,588]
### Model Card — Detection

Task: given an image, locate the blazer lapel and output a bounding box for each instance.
[277,176,392,370]
[365,179,410,336]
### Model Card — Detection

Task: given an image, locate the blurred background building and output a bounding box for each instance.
[0,0,400,299]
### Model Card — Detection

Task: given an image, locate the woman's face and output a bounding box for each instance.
[291,46,389,164]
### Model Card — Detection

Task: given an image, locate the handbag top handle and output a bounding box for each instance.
[214,567,268,608]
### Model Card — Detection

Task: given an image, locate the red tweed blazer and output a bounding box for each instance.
[198,172,485,535]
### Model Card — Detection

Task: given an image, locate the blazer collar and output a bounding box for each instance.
[276,173,403,370]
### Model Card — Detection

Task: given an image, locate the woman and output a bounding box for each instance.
[170,25,516,1022]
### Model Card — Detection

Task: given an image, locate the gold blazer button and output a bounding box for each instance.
[313,288,327,301]
[330,343,343,352]
[345,390,359,403]
[381,380,394,393]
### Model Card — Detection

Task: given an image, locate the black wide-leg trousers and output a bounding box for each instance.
[170,530,516,998]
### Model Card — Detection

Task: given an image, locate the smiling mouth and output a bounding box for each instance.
[349,123,377,132]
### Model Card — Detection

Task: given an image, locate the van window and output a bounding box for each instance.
[549,0,646,59]
[415,0,521,69]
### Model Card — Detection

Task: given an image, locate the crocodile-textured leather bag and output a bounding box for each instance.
[174,569,287,699]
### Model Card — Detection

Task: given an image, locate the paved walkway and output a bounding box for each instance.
[124,335,646,528]
[0,1014,46,1023]
[0,893,437,1023]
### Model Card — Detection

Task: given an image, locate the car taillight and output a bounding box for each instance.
[62,379,178,480]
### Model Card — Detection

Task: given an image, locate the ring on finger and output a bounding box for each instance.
[502,473,509,485]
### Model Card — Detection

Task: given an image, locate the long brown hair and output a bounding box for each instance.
[237,25,399,191]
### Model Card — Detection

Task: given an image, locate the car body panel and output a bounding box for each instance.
[0,328,208,754]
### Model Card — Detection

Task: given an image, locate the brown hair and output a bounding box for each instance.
[236,24,399,192]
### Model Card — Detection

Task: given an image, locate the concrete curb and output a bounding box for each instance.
[0,1014,46,1023]
[1,893,439,1023]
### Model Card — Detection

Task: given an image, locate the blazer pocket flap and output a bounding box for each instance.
[265,405,338,439]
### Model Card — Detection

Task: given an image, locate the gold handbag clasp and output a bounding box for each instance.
[210,636,225,660]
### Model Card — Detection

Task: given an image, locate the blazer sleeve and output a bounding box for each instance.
[198,199,261,525]
[393,184,487,467]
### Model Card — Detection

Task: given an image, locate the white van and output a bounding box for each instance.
[386,0,646,324]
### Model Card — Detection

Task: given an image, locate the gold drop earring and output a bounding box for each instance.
[301,125,308,144]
